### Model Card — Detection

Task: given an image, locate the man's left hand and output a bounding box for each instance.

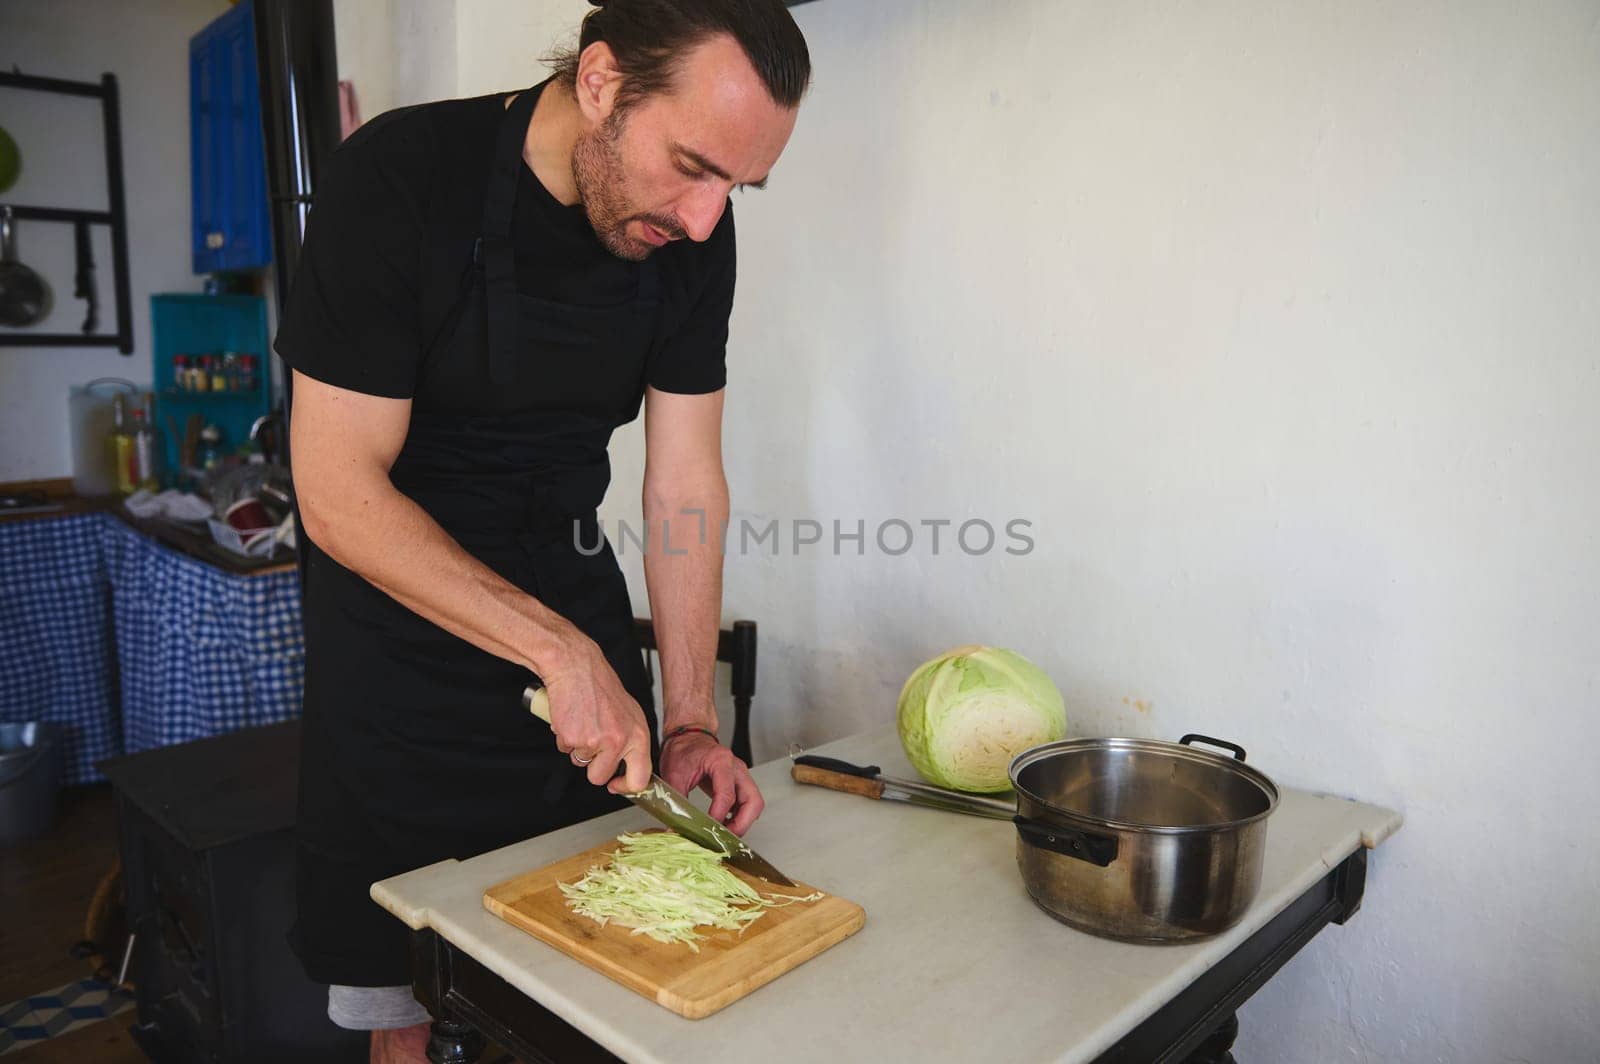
[658,732,765,837]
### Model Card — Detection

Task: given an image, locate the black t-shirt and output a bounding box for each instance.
[274,84,736,403]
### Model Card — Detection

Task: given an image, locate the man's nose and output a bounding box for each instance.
[677,185,728,242]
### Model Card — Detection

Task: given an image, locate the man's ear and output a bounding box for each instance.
[574,41,624,125]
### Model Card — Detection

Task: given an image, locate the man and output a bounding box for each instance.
[272,1,809,1057]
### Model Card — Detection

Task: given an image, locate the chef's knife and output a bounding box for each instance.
[791,755,1017,820]
[521,684,795,886]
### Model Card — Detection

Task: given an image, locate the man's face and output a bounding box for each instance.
[573,35,799,262]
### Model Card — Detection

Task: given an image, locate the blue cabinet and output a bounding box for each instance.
[190,0,272,273]
[151,293,272,477]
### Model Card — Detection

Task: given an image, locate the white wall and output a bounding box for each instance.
[0,0,227,482]
[340,2,1600,1059]
[331,0,589,118]
[329,0,400,122]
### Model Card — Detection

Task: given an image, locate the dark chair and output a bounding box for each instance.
[633,618,757,765]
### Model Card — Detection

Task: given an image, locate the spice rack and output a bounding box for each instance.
[150,293,271,479]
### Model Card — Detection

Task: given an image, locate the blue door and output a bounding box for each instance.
[190,27,220,268]
[191,0,272,273]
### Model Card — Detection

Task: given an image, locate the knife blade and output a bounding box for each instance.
[521,684,795,886]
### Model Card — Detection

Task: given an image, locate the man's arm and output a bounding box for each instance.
[641,385,765,834]
[289,370,653,793]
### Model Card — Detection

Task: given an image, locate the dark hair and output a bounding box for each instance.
[548,0,811,111]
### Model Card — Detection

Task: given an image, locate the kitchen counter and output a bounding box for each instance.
[372,728,1402,1063]
[0,480,294,575]
[0,505,304,782]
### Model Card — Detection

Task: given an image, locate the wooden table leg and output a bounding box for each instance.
[1181,1013,1239,1063]
[410,927,621,1064]
[426,1015,485,1064]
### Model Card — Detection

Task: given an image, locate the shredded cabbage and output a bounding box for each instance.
[560,832,822,951]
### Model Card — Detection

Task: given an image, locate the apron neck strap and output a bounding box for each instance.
[483,86,541,240]
[480,82,662,386]
[481,86,541,384]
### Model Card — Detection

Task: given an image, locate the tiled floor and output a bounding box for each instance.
[0,787,518,1063]
[0,979,136,1056]
[0,786,142,1062]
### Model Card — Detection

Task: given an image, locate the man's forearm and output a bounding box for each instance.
[641,481,729,734]
[301,478,578,679]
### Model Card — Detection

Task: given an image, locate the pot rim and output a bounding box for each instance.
[1008,735,1281,835]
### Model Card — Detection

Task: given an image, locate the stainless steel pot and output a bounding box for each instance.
[1009,734,1278,942]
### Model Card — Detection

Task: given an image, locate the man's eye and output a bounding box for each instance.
[676,163,703,179]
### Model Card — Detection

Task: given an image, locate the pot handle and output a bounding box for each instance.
[1179,733,1247,761]
[1013,815,1118,867]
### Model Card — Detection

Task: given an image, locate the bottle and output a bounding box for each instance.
[198,423,224,471]
[130,396,161,492]
[108,392,136,495]
[212,353,230,392]
[173,354,191,392]
[193,355,210,393]
[142,394,165,488]
[238,354,258,395]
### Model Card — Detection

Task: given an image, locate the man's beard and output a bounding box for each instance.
[572,111,685,262]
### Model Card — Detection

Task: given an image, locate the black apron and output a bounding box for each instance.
[290,86,660,987]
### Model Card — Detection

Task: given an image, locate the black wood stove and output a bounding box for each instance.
[100,721,365,1063]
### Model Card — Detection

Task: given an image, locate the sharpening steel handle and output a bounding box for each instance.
[791,761,887,800]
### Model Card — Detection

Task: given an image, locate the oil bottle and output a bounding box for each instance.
[130,394,162,491]
[108,392,135,495]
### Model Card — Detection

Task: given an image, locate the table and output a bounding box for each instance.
[372,729,1402,1063]
[0,508,303,782]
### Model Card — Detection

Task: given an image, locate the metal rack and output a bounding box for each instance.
[0,70,134,353]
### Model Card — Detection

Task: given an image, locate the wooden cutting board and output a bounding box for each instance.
[483,835,865,1019]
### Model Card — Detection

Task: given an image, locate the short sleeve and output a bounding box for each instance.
[647,206,736,395]
[273,112,431,399]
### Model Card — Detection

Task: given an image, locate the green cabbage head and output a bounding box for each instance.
[896,646,1067,793]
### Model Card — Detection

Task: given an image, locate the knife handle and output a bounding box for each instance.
[521,684,626,783]
[791,758,886,800]
[522,684,552,723]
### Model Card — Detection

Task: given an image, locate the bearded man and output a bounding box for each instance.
[272,0,808,1056]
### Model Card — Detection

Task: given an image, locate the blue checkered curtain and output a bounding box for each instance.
[0,514,121,785]
[101,519,303,754]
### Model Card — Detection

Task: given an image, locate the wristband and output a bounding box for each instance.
[662,724,719,746]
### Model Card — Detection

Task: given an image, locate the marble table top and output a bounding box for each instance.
[373,728,1402,1063]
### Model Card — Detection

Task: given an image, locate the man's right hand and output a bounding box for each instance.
[542,634,654,794]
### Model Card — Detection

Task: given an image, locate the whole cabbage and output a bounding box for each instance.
[896,646,1067,793]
